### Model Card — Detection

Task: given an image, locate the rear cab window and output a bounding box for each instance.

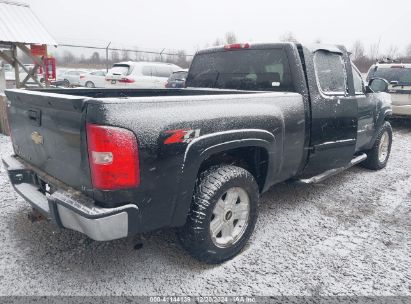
[186,48,295,92]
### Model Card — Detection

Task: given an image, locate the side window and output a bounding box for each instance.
[142,66,152,76]
[156,66,173,77]
[352,64,364,94]
[314,51,347,95]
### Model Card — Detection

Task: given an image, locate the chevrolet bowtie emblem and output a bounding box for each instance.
[31,131,43,145]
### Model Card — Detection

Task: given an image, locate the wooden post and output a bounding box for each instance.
[0,94,10,135]
[44,45,50,87]
[12,45,20,88]
[16,43,45,88]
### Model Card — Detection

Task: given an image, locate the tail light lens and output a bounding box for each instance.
[118,77,135,83]
[80,75,85,79]
[86,123,140,190]
[224,43,250,50]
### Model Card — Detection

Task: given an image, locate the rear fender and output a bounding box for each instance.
[170,129,279,226]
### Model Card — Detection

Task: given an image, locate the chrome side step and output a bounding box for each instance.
[297,153,367,184]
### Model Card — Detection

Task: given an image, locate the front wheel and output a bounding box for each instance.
[362,121,393,170]
[177,165,259,264]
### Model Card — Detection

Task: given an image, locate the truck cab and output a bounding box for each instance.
[186,43,392,176]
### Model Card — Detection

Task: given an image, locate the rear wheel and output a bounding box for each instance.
[177,165,259,264]
[362,121,392,170]
[85,81,95,88]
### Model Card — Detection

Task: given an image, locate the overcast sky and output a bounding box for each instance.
[25,0,411,56]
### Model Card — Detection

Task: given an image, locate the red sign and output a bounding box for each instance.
[30,44,47,57]
[44,57,56,80]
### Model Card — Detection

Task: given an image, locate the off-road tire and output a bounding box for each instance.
[361,121,393,170]
[177,165,259,264]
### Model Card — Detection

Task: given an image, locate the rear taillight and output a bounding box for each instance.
[80,75,85,79]
[86,123,140,190]
[118,77,135,83]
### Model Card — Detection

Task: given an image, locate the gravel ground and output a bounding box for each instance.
[0,121,410,297]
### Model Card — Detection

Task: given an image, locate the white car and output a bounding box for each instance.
[4,64,43,86]
[105,61,181,88]
[80,70,107,88]
[58,69,88,87]
[367,63,411,117]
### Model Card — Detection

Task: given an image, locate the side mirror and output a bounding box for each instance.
[366,78,389,93]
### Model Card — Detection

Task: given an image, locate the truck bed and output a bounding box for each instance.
[5,87,306,232]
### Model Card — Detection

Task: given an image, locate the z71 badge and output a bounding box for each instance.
[164,129,200,145]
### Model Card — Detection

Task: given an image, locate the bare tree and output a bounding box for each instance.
[384,45,399,59]
[175,50,189,68]
[368,42,380,61]
[225,32,237,44]
[279,31,298,43]
[351,40,365,61]
[132,46,141,61]
[121,49,130,61]
[111,50,120,63]
[90,52,100,64]
[405,43,411,57]
[62,50,75,64]
[212,38,223,46]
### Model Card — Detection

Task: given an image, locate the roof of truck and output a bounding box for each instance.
[196,42,345,55]
[113,61,180,67]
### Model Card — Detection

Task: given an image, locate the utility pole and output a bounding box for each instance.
[106,42,111,72]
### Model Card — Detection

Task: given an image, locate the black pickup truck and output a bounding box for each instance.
[3,43,392,263]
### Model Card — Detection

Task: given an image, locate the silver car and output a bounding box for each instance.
[367,63,411,117]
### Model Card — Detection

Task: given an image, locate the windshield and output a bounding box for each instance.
[110,64,131,76]
[186,48,295,92]
[368,67,411,86]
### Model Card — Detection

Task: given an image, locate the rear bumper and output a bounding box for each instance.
[2,155,139,241]
[392,105,411,117]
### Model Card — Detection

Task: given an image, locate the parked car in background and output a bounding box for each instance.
[165,69,188,88]
[80,70,107,88]
[4,64,43,87]
[57,69,88,87]
[367,63,411,118]
[105,61,181,88]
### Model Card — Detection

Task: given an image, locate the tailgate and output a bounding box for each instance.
[5,89,92,190]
